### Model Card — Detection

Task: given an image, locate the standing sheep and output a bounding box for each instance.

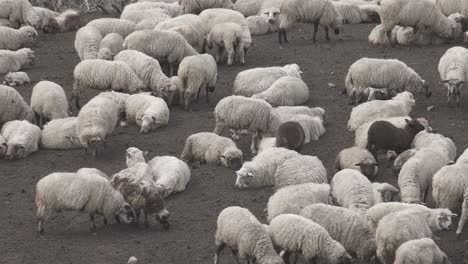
[74,26,103,61]
[334,146,378,179]
[0,84,34,126]
[278,0,343,43]
[1,120,41,160]
[330,169,374,212]
[35,168,135,233]
[412,130,457,161]
[30,81,69,127]
[0,25,37,50]
[252,76,310,106]
[0,0,40,29]
[87,18,136,38]
[40,117,81,150]
[124,93,169,133]
[438,46,468,108]
[365,202,430,231]
[214,206,284,264]
[246,14,279,35]
[179,0,234,14]
[207,22,246,66]
[148,156,191,198]
[3,71,30,86]
[97,33,124,60]
[394,238,452,264]
[180,132,243,170]
[0,48,35,74]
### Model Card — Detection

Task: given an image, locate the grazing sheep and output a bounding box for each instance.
[207,22,246,66]
[412,131,457,161]
[300,204,377,262]
[246,15,279,35]
[347,91,415,131]
[1,120,40,160]
[87,18,136,38]
[334,146,378,179]
[214,206,284,264]
[40,117,81,150]
[125,93,169,133]
[97,91,130,123]
[39,8,81,33]
[272,105,326,121]
[0,84,34,126]
[275,121,306,151]
[372,182,400,204]
[345,58,430,105]
[148,156,191,198]
[438,46,468,108]
[393,149,418,175]
[278,0,343,43]
[154,15,207,53]
[331,169,374,212]
[35,168,135,233]
[394,238,451,264]
[97,33,124,60]
[232,64,302,97]
[30,81,69,127]
[176,54,217,110]
[365,202,430,231]
[123,29,198,76]
[0,48,35,74]
[2,71,29,86]
[269,214,352,264]
[252,76,310,106]
[0,0,40,29]
[179,0,234,14]
[74,26,103,61]
[0,25,37,50]
[71,59,145,111]
[180,132,243,170]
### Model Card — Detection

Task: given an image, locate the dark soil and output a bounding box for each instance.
[1,22,467,264]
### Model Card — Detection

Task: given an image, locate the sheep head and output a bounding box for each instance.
[5,143,26,160]
[20,26,38,47]
[141,182,170,229]
[261,7,280,24]
[356,158,378,179]
[114,201,135,224]
[404,119,425,136]
[140,115,156,134]
[221,147,243,170]
[235,167,254,188]
[43,17,61,33]
[429,208,456,231]
[125,147,148,167]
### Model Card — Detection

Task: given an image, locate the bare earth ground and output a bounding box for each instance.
[1,22,468,264]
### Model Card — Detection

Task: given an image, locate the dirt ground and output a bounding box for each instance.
[1,21,468,264]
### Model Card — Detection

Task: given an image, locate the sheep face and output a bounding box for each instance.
[114,202,135,224]
[22,49,36,66]
[126,147,147,167]
[433,209,456,231]
[221,148,243,170]
[356,161,378,178]
[5,143,27,160]
[404,119,425,136]
[86,137,104,159]
[283,64,303,78]
[97,48,114,61]
[21,26,38,47]
[261,7,280,24]
[235,168,254,188]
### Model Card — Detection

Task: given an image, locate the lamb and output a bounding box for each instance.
[0,84,34,126]
[0,0,40,29]
[207,22,246,66]
[0,25,37,50]
[372,182,400,204]
[124,93,169,133]
[334,146,378,179]
[30,81,69,127]
[1,120,41,160]
[347,91,415,131]
[375,208,455,264]
[176,54,217,110]
[300,204,377,262]
[214,206,284,264]
[34,7,81,33]
[232,64,302,97]
[74,26,103,61]
[35,168,135,233]
[393,149,418,175]
[275,121,306,151]
[438,46,468,108]
[330,169,374,212]
[179,0,234,14]
[234,0,264,16]
[2,71,29,86]
[148,156,191,198]
[87,18,136,38]
[97,33,124,60]
[40,117,81,150]
[0,48,35,74]
[365,202,430,231]
[277,0,343,43]
[252,76,310,106]
[269,214,352,264]
[394,238,452,264]
[246,15,279,35]
[71,59,145,111]
[412,131,457,161]
[76,96,119,159]
[345,58,430,105]
[180,132,243,169]
[123,29,198,76]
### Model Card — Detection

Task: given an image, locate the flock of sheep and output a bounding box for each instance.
[1,0,468,263]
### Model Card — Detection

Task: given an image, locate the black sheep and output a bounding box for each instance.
[275,121,305,151]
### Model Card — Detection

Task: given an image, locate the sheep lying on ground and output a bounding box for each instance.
[394,238,451,264]
[0,25,37,50]
[246,15,279,35]
[252,76,310,106]
[1,120,41,160]
[207,22,246,66]
[97,33,124,60]
[34,7,81,33]
[87,18,136,38]
[2,71,30,86]
[35,168,135,233]
[125,93,169,133]
[438,46,468,108]
[0,0,40,29]
[74,26,103,61]
[0,84,34,126]
[179,0,234,14]
[273,155,328,189]
[0,48,35,74]
[331,169,374,213]
[30,81,69,127]
[148,156,191,198]
[214,206,284,264]
[372,182,400,204]
[334,146,378,179]
[181,132,243,170]
[365,202,430,231]
[40,117,81,150]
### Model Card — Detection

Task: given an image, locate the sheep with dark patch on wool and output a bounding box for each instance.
[275,121,306,151]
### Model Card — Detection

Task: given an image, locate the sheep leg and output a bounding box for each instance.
[313,22,319,42]
[215,46,223,63]
[324,26,330,41]
[103,218,107,225]
[169,64,174,77]
[447,89,451,108]
[282,29,289,43]
[278,29,283,44]
[135,209,141,227]
[237,44,245,65]
[386,30,394,47]
[456,91,461,109]
[231,250,242,264]
[214,241,225,264]
[250,131,261,155]
[226,44,235,66]
[205,85,210,103]
[37,219,44,234]
[456,196,467,238]
[89,213,96,231]
[184,91,192,111]
[144,210,150,228]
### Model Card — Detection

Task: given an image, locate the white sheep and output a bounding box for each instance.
[87,18,136,38]
[180,132,243,169]
[394,238,451,264]
[334,146,378,179]
[331,169,374,212]
[35,168,135,233]
[272,105,326,121]
[123,29,198,76]
[266,183,332,222]
[2,71,29,86]
[40,117,81,150]
[252,76,310,106]
[273,155,328,189]
[369,25,415,46]
[1,120,40,160]
[0,25,37,50]
[234,0,264,16]
[135,17,170,30]
[0,84,34,126]
[120,8,170,24]
[0,133,6,157]
[365,202,430,231]
[412,130,456,161]
[345,58,430,104]
[372,182,400,204]
[300,203,377,262]
[438,46,468,108]
[393,148,418,175]
[232,64,302,96]
[0,0,40,29]
[246,15,279,35]
[74,26,103,61]
[0,48,35,74]
[30,81,69,127]
[34,7,81,33]
[207,22,246,66]
[97,91,130,122]
[333,1,373,24]
[436,0,468,18]
[148,156,191,198]
[97,33,124,60]
[153,15,206,53]
[71,59,145,111]
[458,186,468,237]
[278,0,343,43]
[214,206,284,264]
[125,1,181,17]
[269,214,352,264]
[124,93,169,133]
[347,91,415,131]
[179,0,234,14]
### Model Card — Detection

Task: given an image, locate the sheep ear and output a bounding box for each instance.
[355,162,362,166]
[279,250,286,257]
[451,213,458,217]
[247,172,254,178]
[143,151,149,157]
